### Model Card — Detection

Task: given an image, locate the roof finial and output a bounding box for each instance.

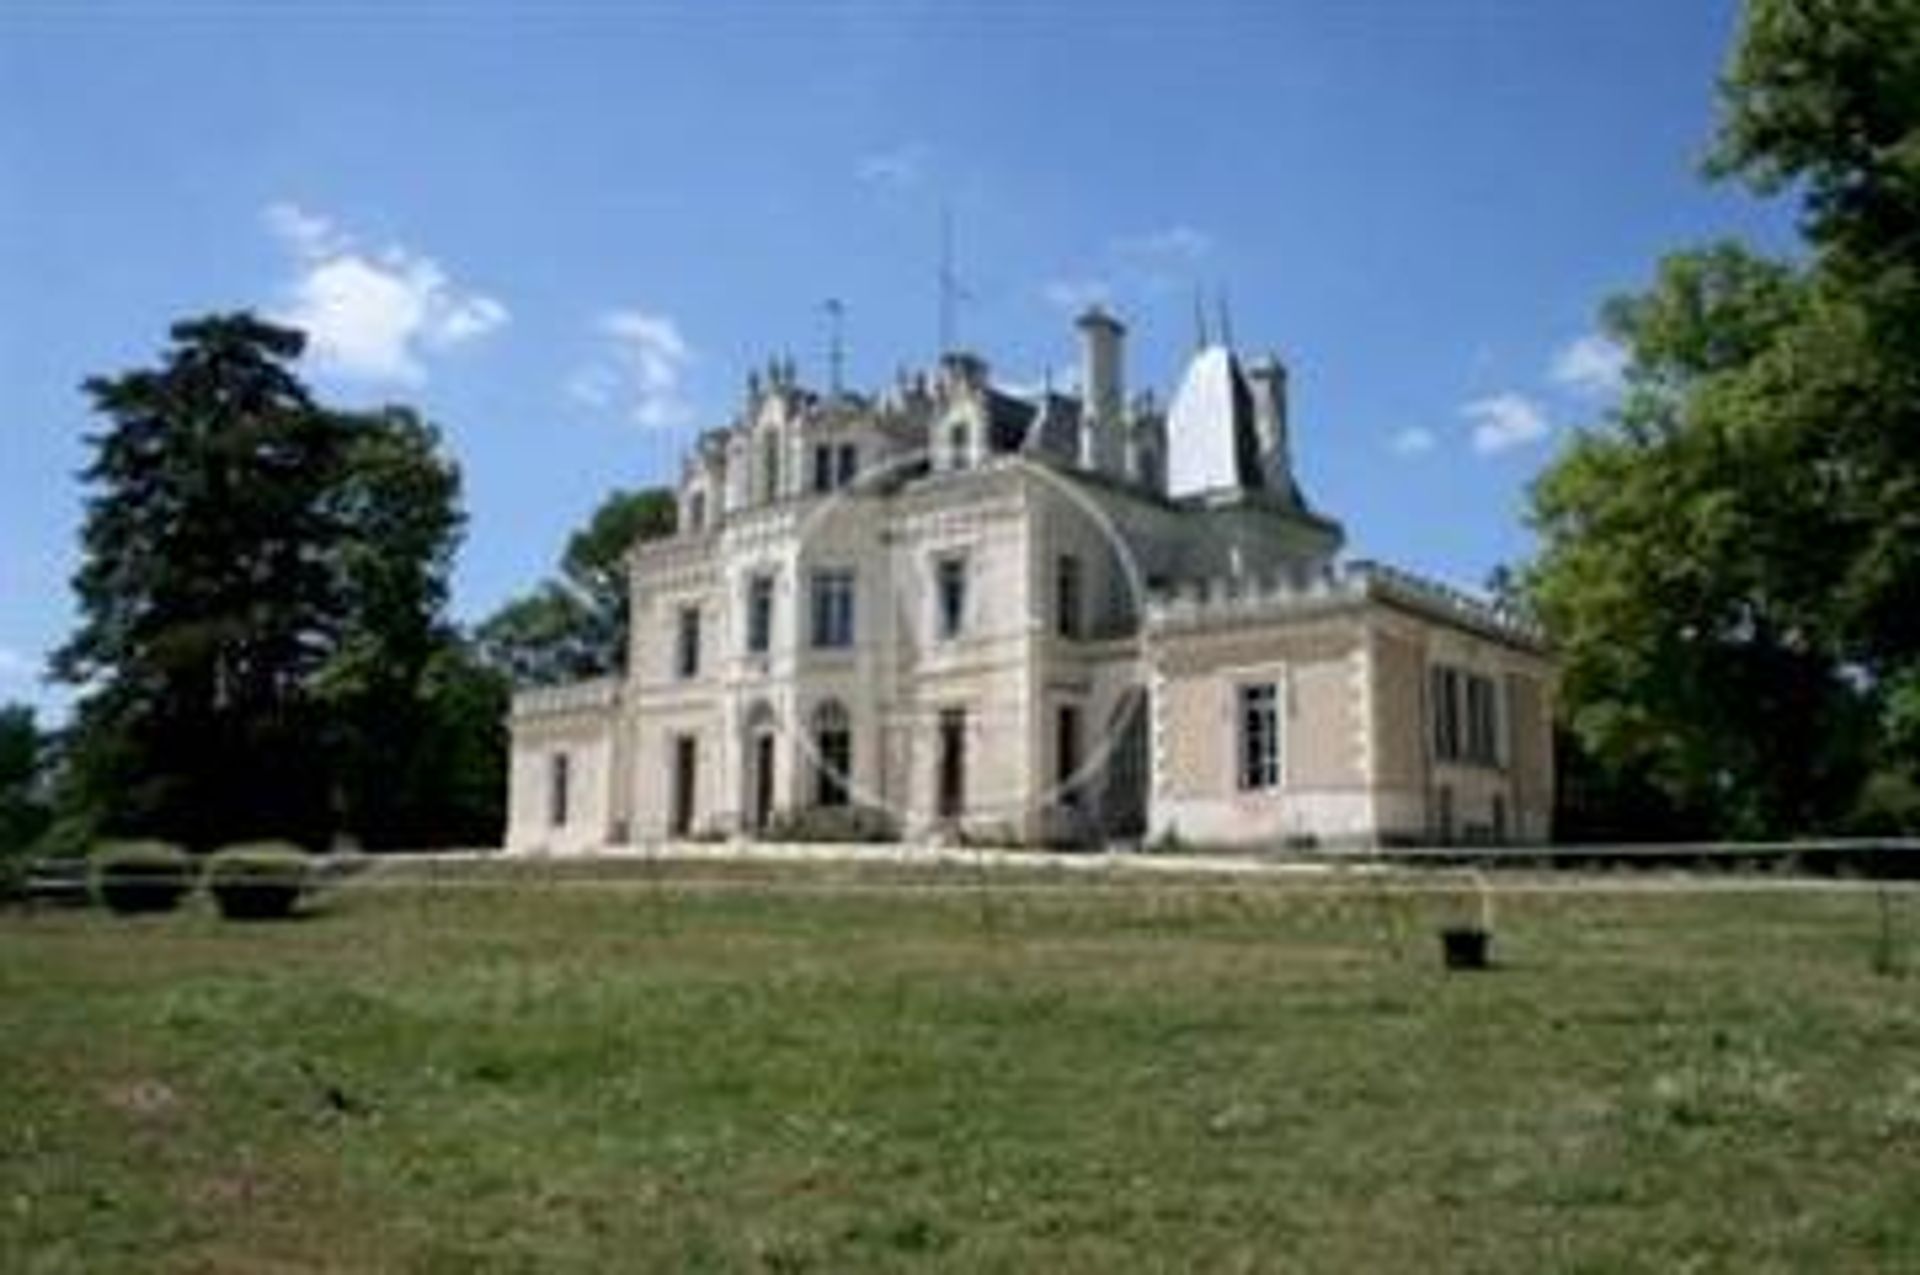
[1192,285,1210,351]
[1216,287,1235,350]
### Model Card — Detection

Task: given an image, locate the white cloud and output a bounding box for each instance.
[1550,332,1628,397]
[1463,392,1550,455]
[570,308,695,429]
[264,201,508,384]
[1390,426,1437,456]
[856,143,928,189]
[1040,278,1112,312]
[1113,225,1213,263]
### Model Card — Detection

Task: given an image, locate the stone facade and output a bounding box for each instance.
[506,309,1554,852]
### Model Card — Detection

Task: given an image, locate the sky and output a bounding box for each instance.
[0,0,1800,720]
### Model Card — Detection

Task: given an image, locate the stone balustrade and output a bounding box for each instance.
[510,676,623,720]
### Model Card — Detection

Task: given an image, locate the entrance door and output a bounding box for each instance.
[670,735,696,837]
[752,731,776,832]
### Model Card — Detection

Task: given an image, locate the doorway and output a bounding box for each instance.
[670,735,696,837]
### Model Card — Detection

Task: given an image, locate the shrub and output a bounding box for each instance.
[92,841,193,915]
[761,805,900,844]
[205,842,312,920]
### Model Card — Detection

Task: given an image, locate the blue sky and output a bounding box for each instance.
[1,0,1797,719]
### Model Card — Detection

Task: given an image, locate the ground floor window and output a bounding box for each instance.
[937,707,967,819]
[548,751,571,827]
[1056,703,1082,808]
[670,735,697,836]
[1238,682,1280,790]
[813,700,851,807]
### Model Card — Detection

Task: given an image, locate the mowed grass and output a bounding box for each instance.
[3,867,1919,1273]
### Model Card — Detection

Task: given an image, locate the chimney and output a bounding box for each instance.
[1246,354,1293,497]
[1076,306,1126,473]
[1077,306,1125,423]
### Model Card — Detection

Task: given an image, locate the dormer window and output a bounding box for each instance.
[688,490,707,533]
[947,422,969,471]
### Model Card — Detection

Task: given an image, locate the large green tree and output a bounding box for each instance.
[56,314,495,850]
[477,487,676,685]
[57,316,351,848]
[1524,0,1920,837]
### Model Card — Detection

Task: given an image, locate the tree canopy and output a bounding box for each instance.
[1525,0,1920,837]
[477,487,676,686]
[55,314,503,850]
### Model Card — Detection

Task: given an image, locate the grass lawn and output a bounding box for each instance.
[3,865,1918,1272]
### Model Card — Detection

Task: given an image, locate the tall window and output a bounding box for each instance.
[812,444,834,494]
[836,443,858,487]
[812,700,852,808]
[938,707,967,818]
[1431,666,1462,762]
[1238,683,1280,791]
[1465,675,1499,765]
[947,422,969,470]
[746,575,774,655]
[761,435,780,502]
[670,735,697,837]
[1431,665,1498,766]
[1055,554,1084,639]
[688,490,706,533]
[810,569,855,649]
[1056,703,1083,808]
[935,555,968,640]
[675,606,701,679]
[548,752,571,827]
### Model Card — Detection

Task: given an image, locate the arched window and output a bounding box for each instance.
[811,699,852,807]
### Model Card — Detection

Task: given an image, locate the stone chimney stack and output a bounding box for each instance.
[1076,306,1126,474]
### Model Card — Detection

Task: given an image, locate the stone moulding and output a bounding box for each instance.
[509,676,623,720]
[1145,559,1546,650]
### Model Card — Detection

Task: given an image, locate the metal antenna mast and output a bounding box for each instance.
[938,205,970,356]
[823,297,845,397]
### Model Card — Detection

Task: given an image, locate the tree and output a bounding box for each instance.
[1522,0,1920,836]
[55,314,496,850]
[314,408,476,848]
[0,704,51,858]
[56,315,350,849]
[478,487,676,685]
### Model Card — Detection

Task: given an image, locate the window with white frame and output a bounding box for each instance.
[1055,554,1084,639]
[935,554,967,640]
[1431,664,1499,767]
[548,751,571,827]
[810,569,855,649]
[1238,682,1280,790]
[746,574,774,655]
[675,606,701,679]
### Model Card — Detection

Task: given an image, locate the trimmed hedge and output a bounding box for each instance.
[205,842,312,920]
[92,841,194,915]
[761,804,901,844]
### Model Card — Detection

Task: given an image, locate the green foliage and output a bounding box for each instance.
[477,487,676,686]
[53,313,495,851]
[205,842,312,920]
[761,804,901,844]
[91,839,193,914]
[1521,2,1920,838]
[0,703,51,860]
